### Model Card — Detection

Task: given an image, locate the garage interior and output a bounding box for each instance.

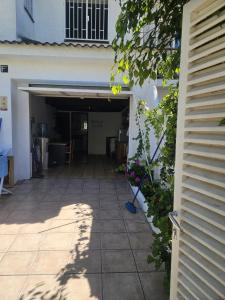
[29,92,130,177]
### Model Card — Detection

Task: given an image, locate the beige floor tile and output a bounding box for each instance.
[74,219,102,233]
[31,208,60,221]
[60,202,77,209]
[99,209,122,220]
[79,194,100,201]
[117,193,133,201]
[65,188,83,195]
[54,209,76,220]
[102,250,136,273]
[139,272,168,300]
[101,220,126,233]
[102,273,144,300]
[19,221,51,234]
[73,208,100,220]
[7,210,35,222]
[125,220,151,233]
[122,209,146,221]
[60,274,102,300]
[0,160,161,299]
[0,251,35,275]
[19,275,62,300]
[74,201,100,210]
[129,233,154,250]
[67,249,101,274]
[39,233,74,250]
[99,200,120,209]
[101,233,130,250]
[0,252,5,261]
[30,251,70,275]
[98,194,117,201]
[0,235,16,251]
[73,232,101,250]
[9,234,42,252]
[0,276,27,300]
[47,220,76,233]
[133,250,156,272]
[0,223,23,235]
[43,194,63,202]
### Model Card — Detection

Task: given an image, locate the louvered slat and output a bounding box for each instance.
[179,254,225,298]
[182,222,225,259]
[170,1,225,299]
[180,234,225,273]
[190,0,225,26]
[181,190,225,217]
[180,263,215,300]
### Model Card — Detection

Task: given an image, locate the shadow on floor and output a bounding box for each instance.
[0,156,166,300]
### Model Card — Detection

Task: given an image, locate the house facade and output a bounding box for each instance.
[0,0,167,182]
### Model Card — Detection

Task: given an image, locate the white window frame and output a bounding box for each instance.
[65,0,109,43]
[24,0,34,21]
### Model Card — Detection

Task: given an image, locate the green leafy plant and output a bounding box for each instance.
[111,0,188,88]
[219,118,225,126]
[144,181,173,293]
[110,0,188,293]
[135,89,177,292]
[115,163,127,174]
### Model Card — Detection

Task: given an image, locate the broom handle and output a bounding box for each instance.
[131,131,166,204]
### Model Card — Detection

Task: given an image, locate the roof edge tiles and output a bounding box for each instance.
[0,40,112,49]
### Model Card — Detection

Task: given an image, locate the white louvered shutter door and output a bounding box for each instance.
[170,0,225,299]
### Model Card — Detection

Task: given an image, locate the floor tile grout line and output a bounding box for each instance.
[4,246,152,251]
[0,270,160,277]
[0,173,151,298]
[100,230,104,300]
[0,236,16,264]
[117,189,148,300]
[15,274,30,300]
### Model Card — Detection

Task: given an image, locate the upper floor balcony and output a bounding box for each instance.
[0,0,120,45]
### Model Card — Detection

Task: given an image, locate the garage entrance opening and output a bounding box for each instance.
[30,95,130,178]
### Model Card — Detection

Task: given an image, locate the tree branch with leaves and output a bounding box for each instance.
[111,0,189,293]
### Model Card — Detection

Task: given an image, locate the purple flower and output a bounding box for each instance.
[130,171,135,177]
[135,159,141,165]
[135,177,141,183]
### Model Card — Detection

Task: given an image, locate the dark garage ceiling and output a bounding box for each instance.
[46,97,129,112]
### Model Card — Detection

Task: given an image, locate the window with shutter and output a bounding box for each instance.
[170,0,225,299]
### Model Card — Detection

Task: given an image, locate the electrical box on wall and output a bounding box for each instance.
[0,65,8,73]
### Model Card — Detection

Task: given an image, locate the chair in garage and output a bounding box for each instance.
[65,140,75,165]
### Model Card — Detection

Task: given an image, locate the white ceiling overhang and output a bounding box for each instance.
[18,86,132,99]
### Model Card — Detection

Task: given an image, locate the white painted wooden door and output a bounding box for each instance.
[170,0,225,299]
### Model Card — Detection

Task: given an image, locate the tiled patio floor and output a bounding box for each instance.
[0,157,168,300]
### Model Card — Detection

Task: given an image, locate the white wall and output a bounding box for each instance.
[88,112,121,155]
[0,0,17,40]
[0,77,13,151]
[128,80,158,159]
[30,96,56,138]
[34,0,65,43]
[108,0,121,43]
[128,81,169,160]
[11,81,31,182]
[16,0,35,40]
